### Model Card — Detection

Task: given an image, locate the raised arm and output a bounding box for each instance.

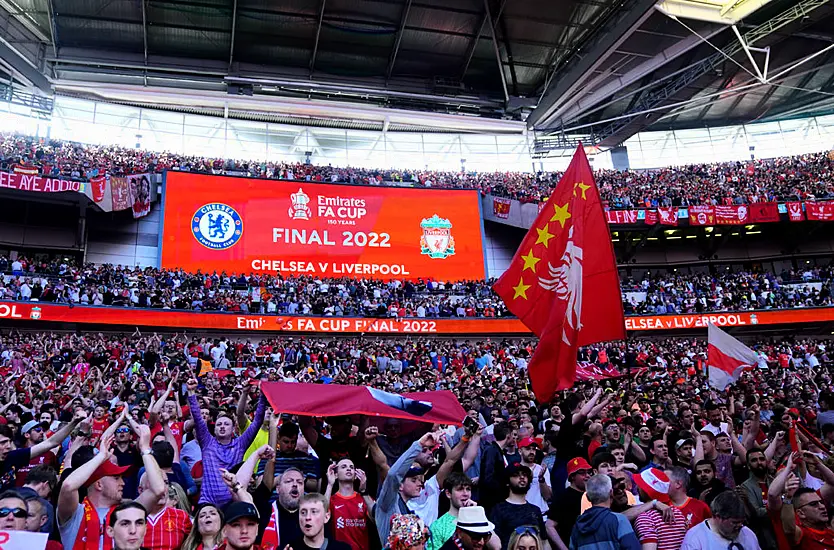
[378,432,437,513]
[58,434,114,524]
[235,392,267,451]
[462,426,483,473]
[133,424,168,511]
[235,445,275,488]
[436,434,468,488]
[185,378,211,447]
[263,413,279,492]
[235,388,250,433]
[31,413,83,459]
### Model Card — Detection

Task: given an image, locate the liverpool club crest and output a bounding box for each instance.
[420,214,455,259]
[30,306,41,320]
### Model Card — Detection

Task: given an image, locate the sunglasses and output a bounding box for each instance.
[515,526,539,536]
[797,499,826,510]
[0,507,28,518]
[115,427,131,433]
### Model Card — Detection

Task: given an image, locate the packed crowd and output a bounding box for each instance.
[3,256,834,318]
[3,133,834,207]
[0,329,833,550]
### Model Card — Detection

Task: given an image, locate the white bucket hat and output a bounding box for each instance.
[456,506,496,534]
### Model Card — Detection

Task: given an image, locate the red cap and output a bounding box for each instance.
[566,457,592,477]
[518,437,540,449]
[84,459,130,488]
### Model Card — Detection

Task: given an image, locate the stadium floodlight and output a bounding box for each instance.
[655,0,774,25]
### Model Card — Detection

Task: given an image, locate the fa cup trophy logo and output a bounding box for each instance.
[288,188,312,220]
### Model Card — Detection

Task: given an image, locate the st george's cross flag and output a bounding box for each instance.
[707,323,763,389]
[493,145,625,402]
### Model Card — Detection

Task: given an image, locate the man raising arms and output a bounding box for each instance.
[57,423,168,550]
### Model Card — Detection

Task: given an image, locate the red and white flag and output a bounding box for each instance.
[707,323,761,389]
[787,202,804,222]
[494,145,625,401]
[657,206,678,226]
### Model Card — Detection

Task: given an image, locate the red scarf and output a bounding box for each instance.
[260,502,280,550]
[74,498,115,550]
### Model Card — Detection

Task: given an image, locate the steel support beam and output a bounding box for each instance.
[46,0,58,58]
[458,0,507,81]
[498,12,518,95]
[0,39,51,92]
[590,0,830,146]
[553,25,726,125]
[385,0,412,81]
[228,0,237,70]
[482,0,509,103]
[309,0,327,74]
[526,0,657,129]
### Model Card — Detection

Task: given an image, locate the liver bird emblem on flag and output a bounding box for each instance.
[493,145,625,402]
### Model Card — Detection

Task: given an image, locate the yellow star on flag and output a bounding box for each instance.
[513,278,531,299]
[574,182,591,200]
[550,202,572,228]
[521,249,540,272]
[535,224,554,247]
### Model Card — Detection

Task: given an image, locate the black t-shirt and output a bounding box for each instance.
[547,487,584,545]
[287,537,352,550]
[490,501,546,550]
[0,448,31,490]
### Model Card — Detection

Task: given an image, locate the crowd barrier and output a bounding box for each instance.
[2,301,834,334]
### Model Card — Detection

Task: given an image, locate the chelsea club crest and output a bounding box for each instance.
[192,203,243,250]
[420,214,455,259]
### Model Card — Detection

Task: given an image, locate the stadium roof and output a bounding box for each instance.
[1,0,833,147]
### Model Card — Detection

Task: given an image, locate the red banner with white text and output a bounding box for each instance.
[0,171,85,194]
[715,205,750,225]
[688,205,715,226]
[645,210,658,225]
[606,210,638,224]
[3,301,834,333]
[787,202,804,222]
[493,197,512,219]
[806,202,834,221]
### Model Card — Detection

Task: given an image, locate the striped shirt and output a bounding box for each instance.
[143,506,193,550]
[634,508,688,550]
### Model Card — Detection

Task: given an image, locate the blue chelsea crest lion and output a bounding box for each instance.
[192,203,243,250]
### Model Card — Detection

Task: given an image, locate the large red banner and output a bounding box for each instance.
[688,205,715,226]
[749,202,780,223]
[261,383,466,425]
[658,207,678,226]
[787,202,804,222]
[806,202,834,221]
[3,302,834,333]
[714,205,749,225]
[493,197,512,219]
[606,210,638,224]
[0,171,84,193]
[161,172,485,281]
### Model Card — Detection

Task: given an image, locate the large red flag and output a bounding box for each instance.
[493,145,625,401]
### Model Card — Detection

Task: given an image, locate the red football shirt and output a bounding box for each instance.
[15,450,56,486]
[143,506,192,550]
[90,418,110,443]
[150,420,185,449]
[330,492,370,550]
[676,497,711,528]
